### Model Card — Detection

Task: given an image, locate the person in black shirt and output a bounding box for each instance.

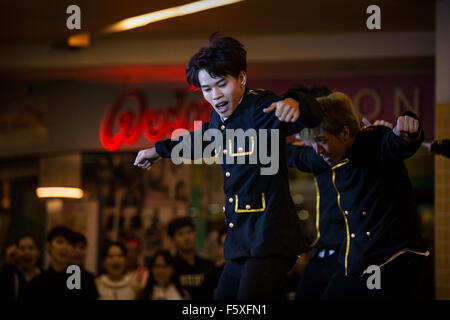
[167,217,216,300]
[70,231,99,298]
[283,86,347,300]
[0,233,41,300]
[27,226,98,300]
[286,91,429,299]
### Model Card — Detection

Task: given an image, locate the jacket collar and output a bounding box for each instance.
[211,88,250,126]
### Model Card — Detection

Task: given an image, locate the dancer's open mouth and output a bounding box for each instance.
[215,101,229,114]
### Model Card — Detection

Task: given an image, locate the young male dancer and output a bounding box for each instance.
[286,91,429,299]
[134,34,322,299]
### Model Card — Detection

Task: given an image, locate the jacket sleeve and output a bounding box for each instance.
[155,122,212,160]
[379,111,424,162]
[252,90,323,137]
[283,89,323,130]
[287,143,328,173]
[431,139,450,158]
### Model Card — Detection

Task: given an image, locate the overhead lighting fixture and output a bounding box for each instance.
[67,0,246,47]
[36,187,84,199]
[102,0,245,33]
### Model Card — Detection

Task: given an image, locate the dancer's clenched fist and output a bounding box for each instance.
[263,98,300,122]
[393,115,420,141]
[134,147,161,170]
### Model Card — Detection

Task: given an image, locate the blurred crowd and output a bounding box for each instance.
[0,216,304,300]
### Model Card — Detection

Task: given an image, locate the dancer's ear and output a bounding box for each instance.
[239,71,247,88]
[340,126,350,141]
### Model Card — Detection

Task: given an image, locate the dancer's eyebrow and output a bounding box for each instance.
[201,78,226,89]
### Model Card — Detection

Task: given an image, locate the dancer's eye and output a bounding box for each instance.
[315,138,326,144]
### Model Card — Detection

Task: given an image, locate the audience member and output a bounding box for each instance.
[141,249,189,300]
[0,234,41,300]
[168,217,216,300]
[27,226,98,300]
[96,242,137,300]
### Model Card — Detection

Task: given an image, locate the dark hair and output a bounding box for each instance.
[72,232,87,246]
[141,250,185,300]
[186,33,247,88]
[46,226,74,244]
[102,241,127,261]
[15,233,40,249]
[312,92,359,137]
[167,217,195,238]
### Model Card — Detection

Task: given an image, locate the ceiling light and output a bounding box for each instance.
[102,0,245,34]
[67,0,245,47]
[36,187,84,199]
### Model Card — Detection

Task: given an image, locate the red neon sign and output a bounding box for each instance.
[100,89,211,151]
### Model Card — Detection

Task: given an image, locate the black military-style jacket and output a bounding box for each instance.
[287,143,346,258]
[286,125,429,275]
[155,88,322,260]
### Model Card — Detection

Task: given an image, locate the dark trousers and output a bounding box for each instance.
[321,252,422,300]
[215,257,296,300]
[295,250,340,300]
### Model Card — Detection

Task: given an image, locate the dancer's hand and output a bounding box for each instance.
[263,98,300,122]
[393,115,420,141]
[134,147,161,170]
